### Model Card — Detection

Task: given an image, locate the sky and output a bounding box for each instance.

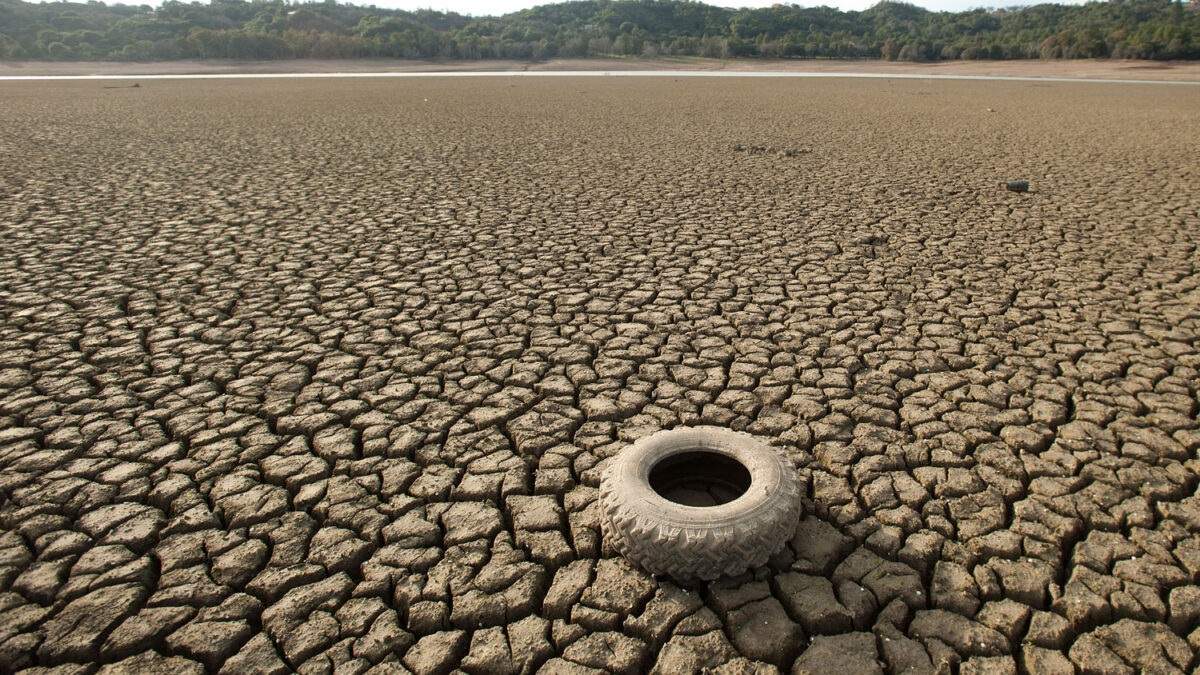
[354,0,1090,16]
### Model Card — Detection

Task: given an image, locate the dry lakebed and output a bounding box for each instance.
[0,76,1198,674]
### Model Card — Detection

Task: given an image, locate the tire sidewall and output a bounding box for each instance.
[607,426,792,531]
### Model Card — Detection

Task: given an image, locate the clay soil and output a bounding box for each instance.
[0,77,1198,673]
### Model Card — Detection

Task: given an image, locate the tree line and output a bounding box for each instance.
[1,0,1196,62]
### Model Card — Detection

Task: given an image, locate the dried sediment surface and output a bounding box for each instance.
[0,77,1198,673]
[4,57,1200,81]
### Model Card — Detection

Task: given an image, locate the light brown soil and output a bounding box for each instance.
[2,56,1200,81]
[0,77,1198,673]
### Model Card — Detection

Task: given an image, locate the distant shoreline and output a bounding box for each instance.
[4,57,1200,82]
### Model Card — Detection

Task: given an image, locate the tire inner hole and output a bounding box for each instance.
[649,451,752,507]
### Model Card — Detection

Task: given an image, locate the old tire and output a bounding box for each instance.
[600,426,802,582]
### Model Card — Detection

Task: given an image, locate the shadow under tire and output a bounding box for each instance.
[600,426,802,582]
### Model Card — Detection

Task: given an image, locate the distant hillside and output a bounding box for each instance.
[1,0,1196,62]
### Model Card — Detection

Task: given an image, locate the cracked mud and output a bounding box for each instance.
[0,77,1198,674]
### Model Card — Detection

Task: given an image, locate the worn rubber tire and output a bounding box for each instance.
[600,426,802,582]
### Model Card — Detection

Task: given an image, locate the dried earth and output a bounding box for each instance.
[4,58,1200,82]
[0,77,1198,674]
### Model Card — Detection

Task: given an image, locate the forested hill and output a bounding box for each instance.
[1,0,1196,62]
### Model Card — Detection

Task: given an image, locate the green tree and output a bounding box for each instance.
[881,37,900,60]
[0,0,1195,63]
[46,41,70,59]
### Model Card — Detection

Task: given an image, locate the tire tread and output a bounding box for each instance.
[599,433,802,582]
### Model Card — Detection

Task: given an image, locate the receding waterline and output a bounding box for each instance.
[1,70,1198,85]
